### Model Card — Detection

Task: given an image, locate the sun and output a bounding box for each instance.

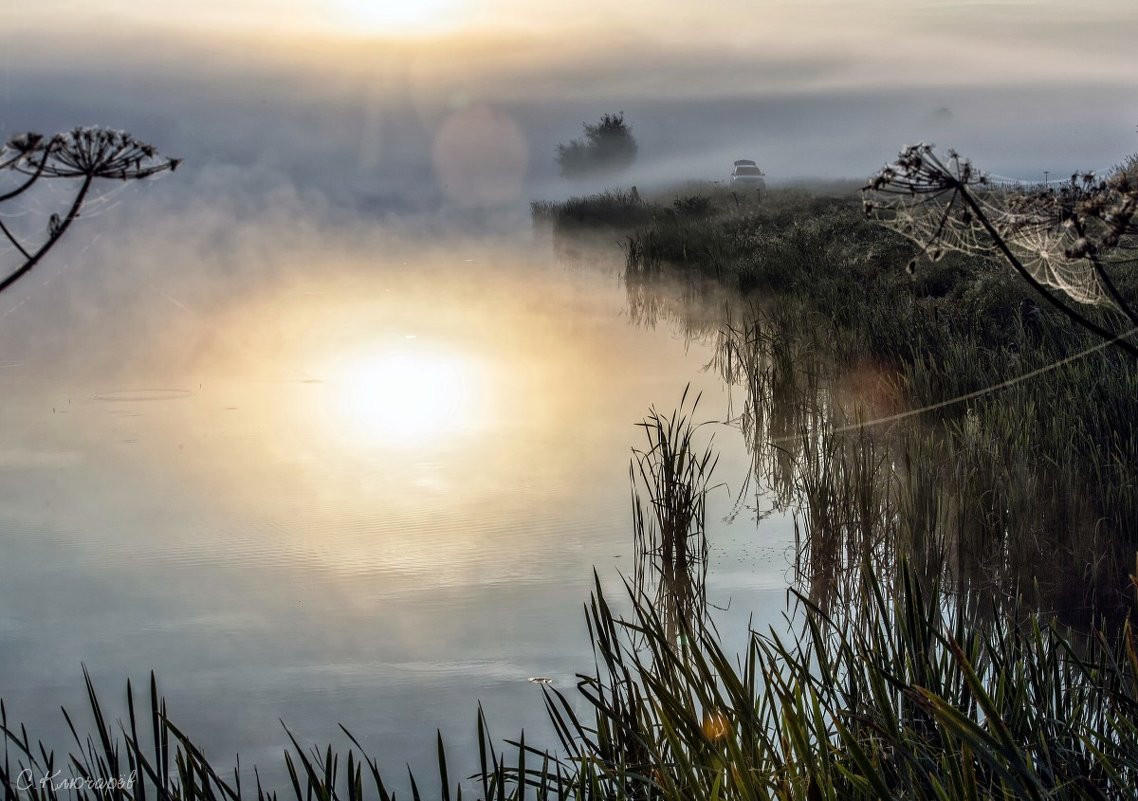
[324,344,487,449]
[323,0,463,33]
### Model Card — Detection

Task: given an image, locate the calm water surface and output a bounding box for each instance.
[0,240,795,786]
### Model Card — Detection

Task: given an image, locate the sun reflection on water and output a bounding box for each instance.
[323,342,489,448]
[88,255,722,581]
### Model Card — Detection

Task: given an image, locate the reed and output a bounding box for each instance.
[550,178,1137,621]
[7,560,1138,800]
[715,299,1138,622]
[6,179,1136,801]
[536,189,657,234]
[630,387,720,645]
[4,386,1136,799]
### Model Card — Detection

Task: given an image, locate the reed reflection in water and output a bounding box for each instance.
[0,244,780,785]
[630,390,718,646]
[703,290,1132,623]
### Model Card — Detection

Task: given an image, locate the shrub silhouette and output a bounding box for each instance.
[556,112,638,179]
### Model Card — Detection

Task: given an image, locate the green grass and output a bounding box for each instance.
[719,299,1138,622]
[5,392,1138,800]
[630,387,720,645]
[531,189,657,234]
[538,179,1138,621]
[3,177,1136,801]
[7,563,1138,800]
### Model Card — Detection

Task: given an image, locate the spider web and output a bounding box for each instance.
[872,183,1115,308]
[0,178,135,266]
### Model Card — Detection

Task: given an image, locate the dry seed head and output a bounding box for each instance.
[1065,237,1093,259]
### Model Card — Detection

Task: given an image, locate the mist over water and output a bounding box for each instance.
[0,228,788,788]
[3,0,1138,791]
[0,77,788,778]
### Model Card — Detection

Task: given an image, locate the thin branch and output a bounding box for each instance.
[0,216,31,260]
[0,144,53,203]
[956,188,1138,359]
[864,144,1138,360]
[1069,215,1138,329]
[0,173,94,294]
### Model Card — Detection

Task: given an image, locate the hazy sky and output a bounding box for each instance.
[3,1,1138,207]
[10,0,1137,90]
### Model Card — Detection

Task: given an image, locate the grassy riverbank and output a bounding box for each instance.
[4,182,1137,801]
[7,548,1138,800]
[538,181,1138,620]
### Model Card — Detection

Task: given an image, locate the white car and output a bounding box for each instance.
[730,160,765,190]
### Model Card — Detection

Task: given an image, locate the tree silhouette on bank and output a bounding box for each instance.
[556,112,638,180]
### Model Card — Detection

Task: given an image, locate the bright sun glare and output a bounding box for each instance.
[328,345,485,448]
[325,0,461,33]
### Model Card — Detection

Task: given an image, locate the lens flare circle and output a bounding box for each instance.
[432,105,529,207]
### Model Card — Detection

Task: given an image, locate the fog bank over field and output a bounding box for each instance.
[1,1,1136,373]
[4,0,1138,221]
[5,59,1135,214]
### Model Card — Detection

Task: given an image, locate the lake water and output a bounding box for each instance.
[0,237,797,788]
